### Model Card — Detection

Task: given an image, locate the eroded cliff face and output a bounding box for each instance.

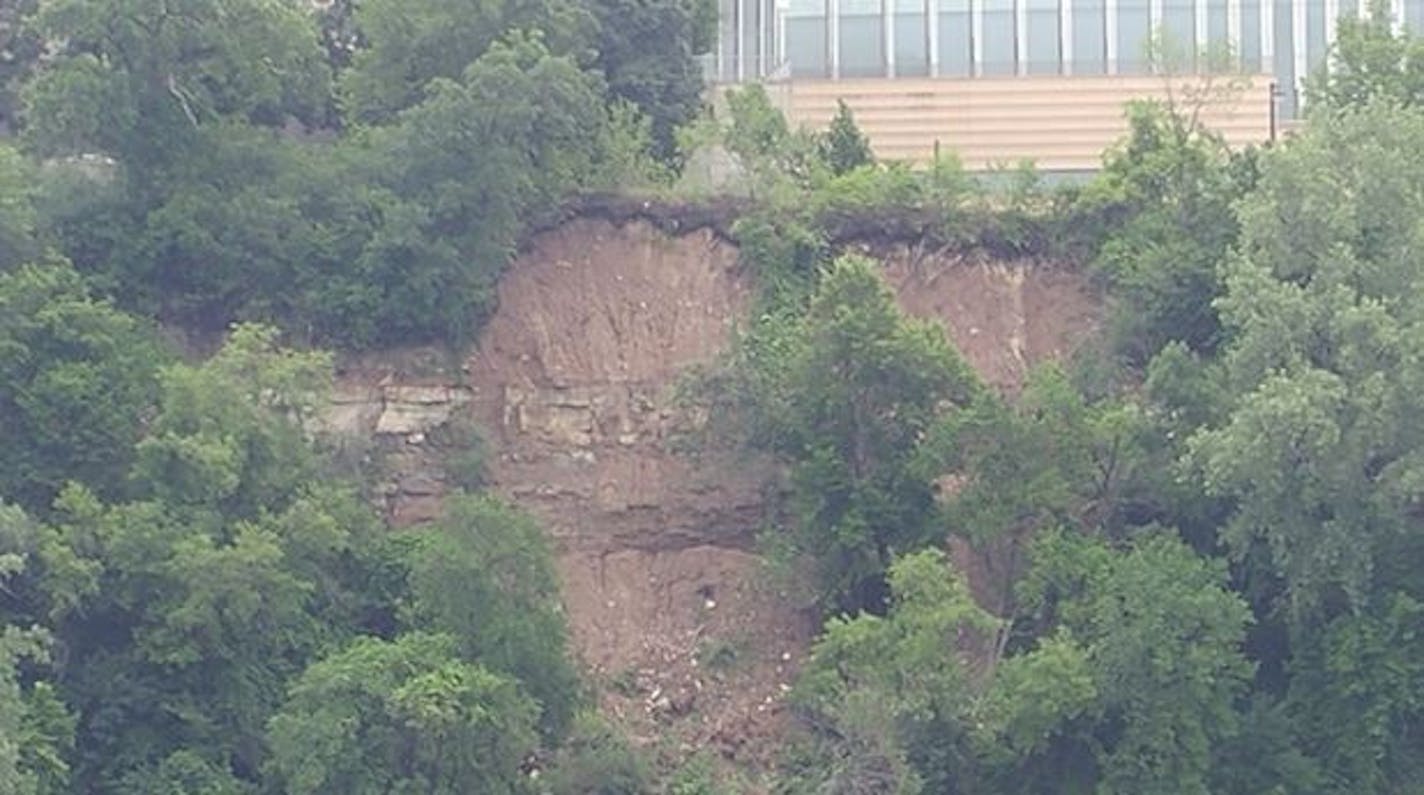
[467,219,804,757]
[879,247,1098,390]
[329,216,1098,766]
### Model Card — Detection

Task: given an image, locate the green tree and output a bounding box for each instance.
[406,494,581,739]
[1061,532,1252,794]
[339,0,593,124]
[1287,594,1424,789]
[713,83,826,193]
[1188,100,1424,791]
[545,712,650,794]
[818,100,874,176]
[795,533,1251,795]
[350,33,613,345]
[0,262,166,513]
[101,125,330,331]
[132,324,330,516]
[23,326,390,790]
[586,0,711,160]
[0,628,53,795]
[0,143,40,270]
[916,364,1168,633]
[265,632,539,795]
[21,0,330,171]
[712,256,979,612]
[0,0,40,132]
[314,0,361,73]
[1190,100,1424,620]
[925,365,1156,540]
[0,538,73,795]
[1075,101,1253,363]
[793,549,998,795]
[1308,0,1424,110]
[114,749,251,795]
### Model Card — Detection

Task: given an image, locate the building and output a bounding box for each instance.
[710,0,1416,169]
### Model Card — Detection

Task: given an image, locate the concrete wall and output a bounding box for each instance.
[780,73,1276,171]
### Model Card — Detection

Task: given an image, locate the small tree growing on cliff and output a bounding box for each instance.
[819,100,875,176]
[706,256,980,613]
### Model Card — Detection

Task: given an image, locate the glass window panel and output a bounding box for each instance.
[896,12,931,74]
[1240,0,1261,71]
[841,14,885,75]
[1275,0,1298,117]
[939,2,973,74]
[743,0,762,76]
[982,0,1017,74]
[1208,0,1229,53]
[1026,0,1061,73]
[1074,0,1108,73]
[718,0,737,79]
[1162,1,1196,58]
[1117,0,1152,72]
[1306,0,1325,73]
[766,0,779,71]
[1407,0,1424,33]
[787,17,829,75]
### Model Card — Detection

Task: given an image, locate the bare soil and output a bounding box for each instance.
[877,244,1100,391]
[333,216,1100,774]
[465,219,811,766]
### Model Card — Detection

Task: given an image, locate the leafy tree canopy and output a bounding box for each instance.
[704,255,980,612]
[21,0,330,167]
[340,0,594,124]
[0,262,166,514]
[1309,0,1424,110]
[266,632,539,795]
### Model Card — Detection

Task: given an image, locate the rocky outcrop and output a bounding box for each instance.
[320,378,472,525]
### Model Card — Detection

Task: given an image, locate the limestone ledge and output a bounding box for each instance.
[322,382,472,438]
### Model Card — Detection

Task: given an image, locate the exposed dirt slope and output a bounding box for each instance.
[465,219,808,762]
[330,217,1099,769]
[877,245,1099,390]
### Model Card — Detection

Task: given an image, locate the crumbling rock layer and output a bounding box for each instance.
[466,220,807,759]
[330,217,1099,767]
[467,218,768,553]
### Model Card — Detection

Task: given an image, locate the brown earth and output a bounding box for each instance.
[466,219,811,766]
[876,244,1100,391]
[329,216,1099,774]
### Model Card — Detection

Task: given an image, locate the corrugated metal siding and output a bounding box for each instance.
[782,74,1276,171]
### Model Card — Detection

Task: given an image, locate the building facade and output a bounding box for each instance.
[713,0,1421,117]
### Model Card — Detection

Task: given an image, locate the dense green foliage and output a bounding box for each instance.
[1307,0,1424,109]
[0,311,589,791]
[1075,102,1257,363]
[8,0,698,350]
[0,0,40,132]
[4,0,1424,791]
[787,537,1250,794]
[688,28,1424,793]
[819,101,875,176]
[0,264,164,513]
[704,255,980,612]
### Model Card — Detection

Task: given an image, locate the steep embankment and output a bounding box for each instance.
[329,215,1098,765]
